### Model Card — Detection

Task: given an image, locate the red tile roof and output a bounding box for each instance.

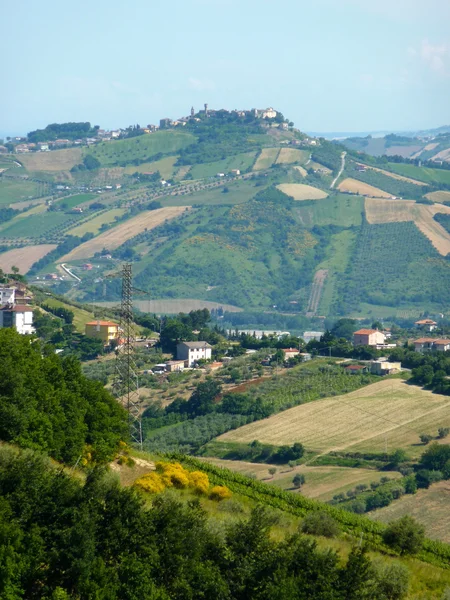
[86,321,118,327]
[415,319,437,325]
[345,364,366,370]
[0,305,33,312]
[414,338,436,344]
[354,329,379,335]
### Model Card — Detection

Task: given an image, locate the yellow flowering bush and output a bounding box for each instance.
[134,472,165,494]
[209,485,232,501]
[134,461,219,498]
[188,470,210,495]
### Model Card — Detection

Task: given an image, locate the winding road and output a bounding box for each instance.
[330,151,346,189]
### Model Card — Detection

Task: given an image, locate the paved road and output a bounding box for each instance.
[330,151,346,189]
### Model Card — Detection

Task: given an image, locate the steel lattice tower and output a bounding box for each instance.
[114,263,143,449]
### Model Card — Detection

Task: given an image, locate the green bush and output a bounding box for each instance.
[301,511,339,538]
[374,563,410,600]
[382,516,425,555]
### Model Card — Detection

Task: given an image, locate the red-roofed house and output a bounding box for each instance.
[415,319,437,332]
[344,364,367,374]
[85,320,119,344]
[282,348,300,359]
[353,329,386,347]
[414,338,450,353]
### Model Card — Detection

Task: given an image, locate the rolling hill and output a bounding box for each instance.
[3,112,450,320]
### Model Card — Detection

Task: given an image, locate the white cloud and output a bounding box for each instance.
[188,77,216,91]
[420,39,449,75]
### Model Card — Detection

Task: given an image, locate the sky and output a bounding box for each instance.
[2,0,450,136]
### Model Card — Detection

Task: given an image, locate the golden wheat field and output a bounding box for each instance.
[0,244,57,273]
[294,165,307,177]
[426,190,450,204]
[253,148,280,171]
[19,148,82,172]
[276,148,309,165]
[338,177,391,198]
[277,183,328,200]
[365,198,450,256]
[218,379,450,455]
[60,206,189,261]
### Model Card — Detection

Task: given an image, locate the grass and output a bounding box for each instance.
[41,297,94,332]
[88,131,196,167]
[0,178,43,204]
[189,152,257,179]
[0,211,77,239]
[253,148,279,170]
[277,183,328,200]
[66,208,126,236]
[160,178,268,207]
[19,148,82,171]
[426,191,450,204]
[123,156,179,179]
[371,481,450,543]
[219,379,450,457]
[295,193,364,227]
[54,193,97,209]
[0,244,57,274]
[386,163,450,186]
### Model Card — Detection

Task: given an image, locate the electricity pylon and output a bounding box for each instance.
[113,263,143,449]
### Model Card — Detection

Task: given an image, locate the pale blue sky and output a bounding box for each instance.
[2,0,450,136]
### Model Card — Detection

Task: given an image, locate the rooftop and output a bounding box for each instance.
[177,341,212,348]
[415,319,437,325]
[354,329,380,335]
[0,304,33,312]
[86,321,118,327]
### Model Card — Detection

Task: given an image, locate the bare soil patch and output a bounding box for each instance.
[0,244,57,273]
[338,178,391,198]
[60,206,189,261]
[20,148,82,171]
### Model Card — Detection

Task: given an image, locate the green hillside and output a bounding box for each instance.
[386,163,450,186]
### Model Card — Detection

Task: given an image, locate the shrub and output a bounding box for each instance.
[347,499,366,514]
[293,473,305,489]
[420,433,433,445]
[441,588,450,600]
[403,475,417,494]
[301,511,339,538]
[135,472,165,494]
[374,563,410,600]
[438,427,450,439]
[209,485,232,501]
[416,469,443,489]
[188,470,210,495]
[382,516,425,555]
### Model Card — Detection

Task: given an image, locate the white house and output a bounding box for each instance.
[0,288,16,305]
[177,341,212,366]
[0,305,35,335]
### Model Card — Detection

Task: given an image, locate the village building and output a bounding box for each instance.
[165,360,185,373]
[353,329,386,347]
[85,320,119,344]
[282,348,300,360]
[370,360,401,375]
[176,341,212,366]
[344,364,367,375]
[0,305,35,335]
[302,331,324,343]
[413,338,450,352]
[415,319,437,332]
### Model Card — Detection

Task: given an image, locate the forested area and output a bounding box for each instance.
[0,329,127,463]
[27,122,99,142]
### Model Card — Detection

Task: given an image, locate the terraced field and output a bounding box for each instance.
[60,206,189,261]
[365,198,450,255]
[277,183,328,200]
[338,177,392,198]
[0,244,57,273]
[219,379,450,456]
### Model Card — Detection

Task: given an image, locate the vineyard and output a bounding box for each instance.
[334,220,450,313]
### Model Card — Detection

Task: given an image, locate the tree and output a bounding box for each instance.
[301,512,339,538]
[292,473,305,488]
[382,516,425,555]
[83,154,101,170]
[438,427,450,439]
[268,467,277,478]
[186,378,222,416]
[374,563,410,600]
[330,318,357,341]
[390,449,407,467]
[11,265,19,274]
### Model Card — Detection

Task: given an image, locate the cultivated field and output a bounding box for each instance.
[0,212,75,239]
[362,164,426,185]
[365,198,450,256]
[294,165,307,177]
[253,148,279,171]
[276,148,309,165]
[338,177,392,198]
[96,298,243,313]
[19,148,82,171]
[218,379,450,456]
[124,156,178,179]
[0,244,57,273]
[277,183,328,200]
[371,481,450,543]
[60,206,189,261]
[189,152,256,179]
[386,163,450,186]
[309,161,332,174]
[0,178,44,204]
[203,457,401,502]
[426,191,450,204]
[66,209,126,236]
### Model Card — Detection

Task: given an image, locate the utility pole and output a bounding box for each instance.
[113,263,143,449]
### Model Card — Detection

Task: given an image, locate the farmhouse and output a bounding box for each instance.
[415,319,437,332]
[344,364,367,375]
[370,360,401,375]
[176,341,212,366]
[0,305,35,335]
[282,348,300,360]
[353,329,386,347]
[166,360,185,373]
[413,338,450,352]
[85,320,119,344]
